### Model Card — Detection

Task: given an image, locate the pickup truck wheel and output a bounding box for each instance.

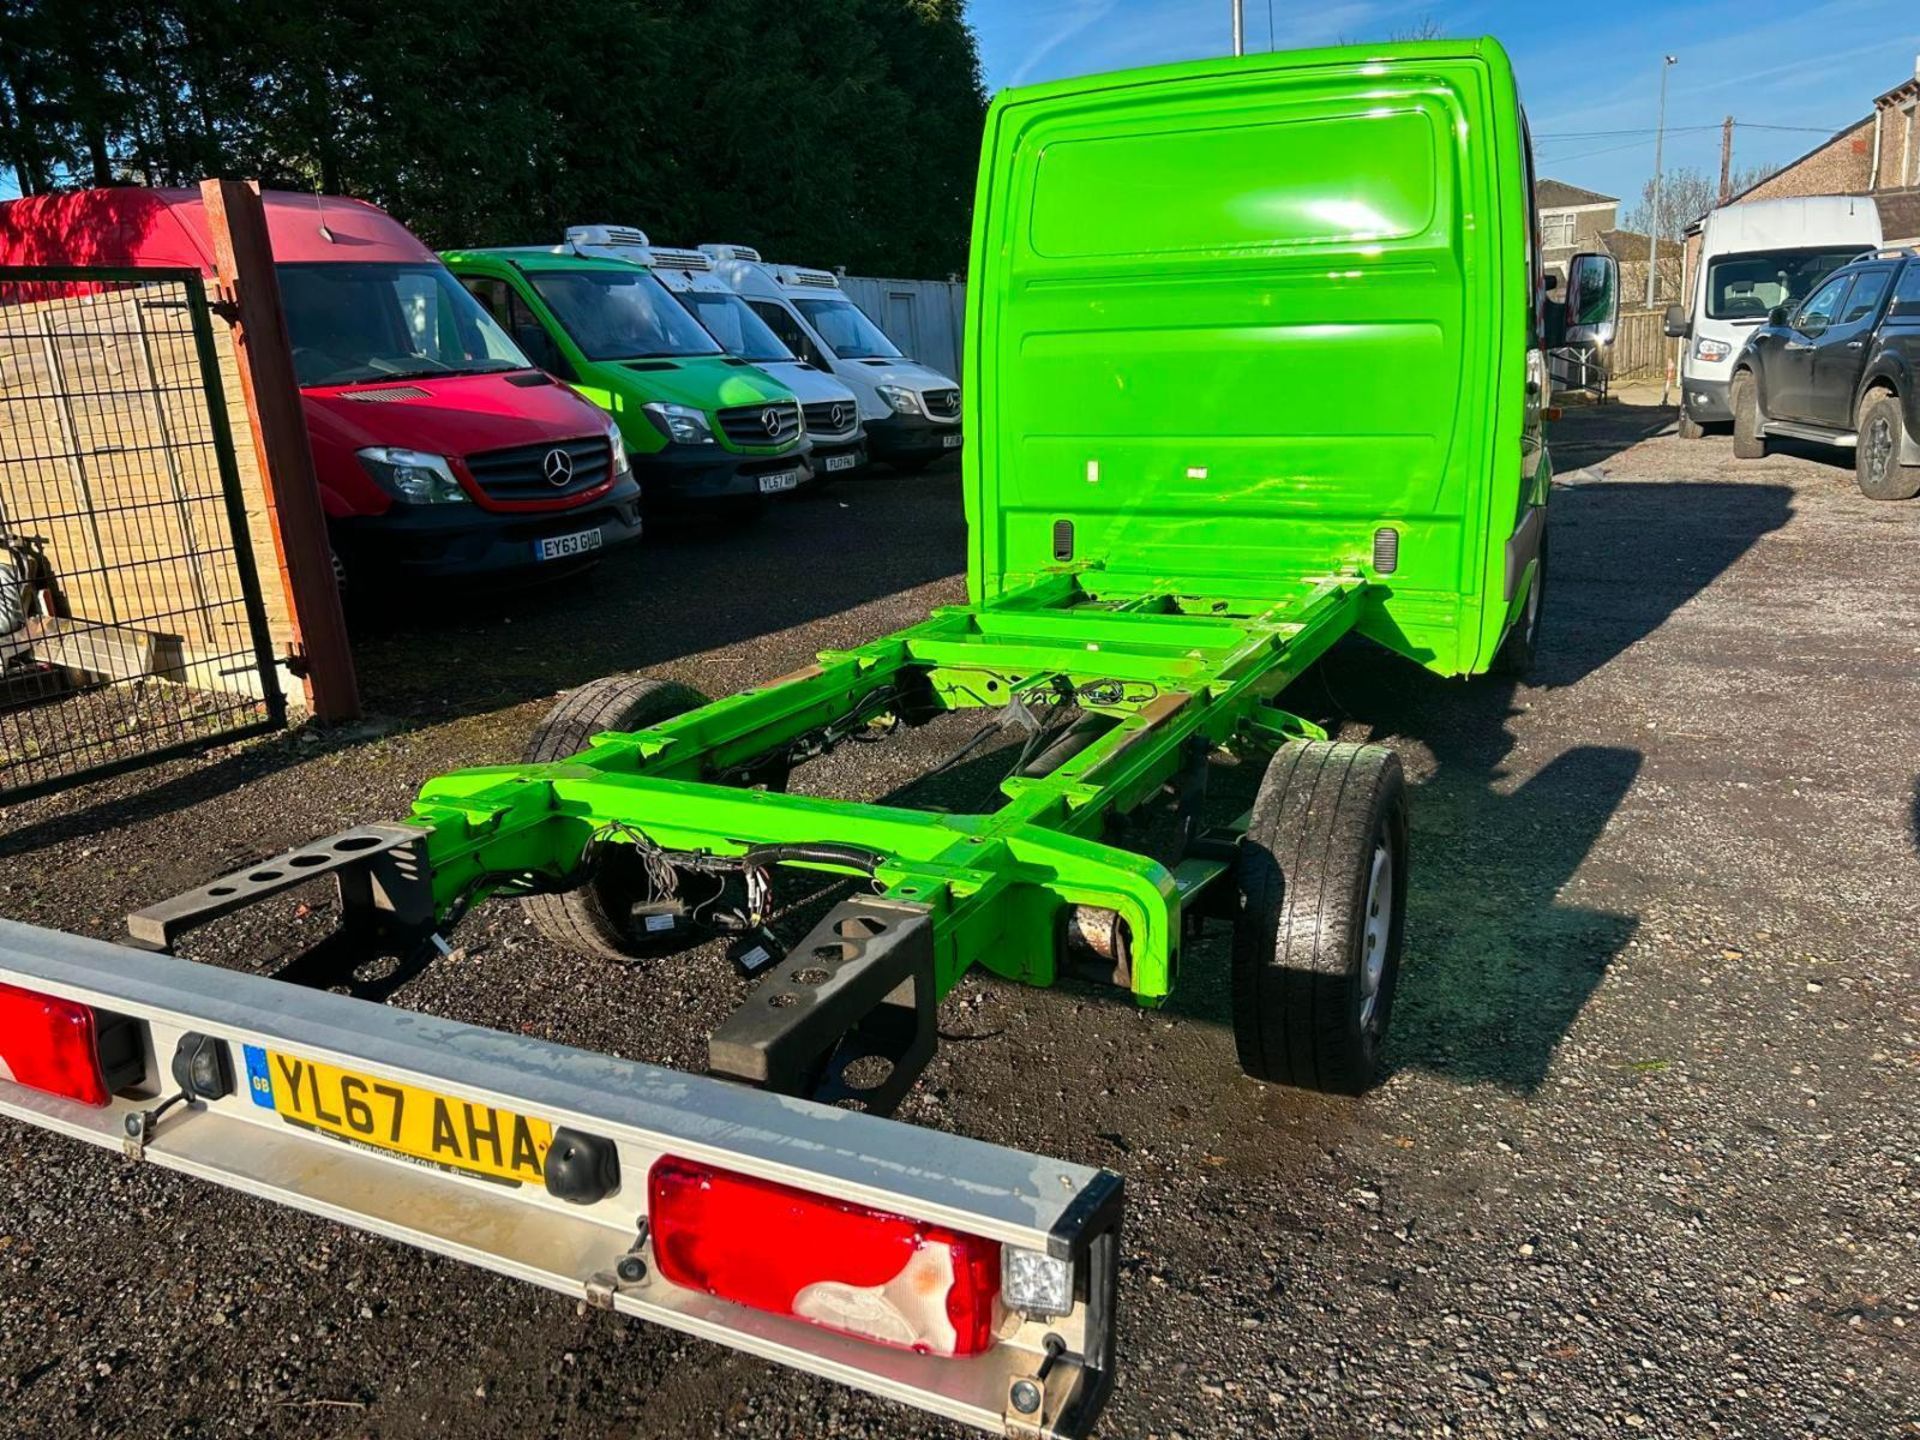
[522,676,710,962]
[1231,741,1409,1095]
[1855,392,1920,501]
[1731,372,1766,460]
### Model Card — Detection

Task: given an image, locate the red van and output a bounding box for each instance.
[0,188,642,582]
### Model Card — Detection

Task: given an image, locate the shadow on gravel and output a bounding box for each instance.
[1549,398,1677,470]
[347,467,964,724]
[1536,477,1793,687]
[1279,475,1792,1090]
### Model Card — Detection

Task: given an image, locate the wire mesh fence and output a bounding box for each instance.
[0,267,284,804]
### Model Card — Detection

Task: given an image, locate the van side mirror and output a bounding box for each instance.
[1543,273,1560,294]
[1563,252,1620,343]
[1768,305,1791,328]
[1662,304,1690,339]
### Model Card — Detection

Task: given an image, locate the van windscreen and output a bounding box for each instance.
[276,263,529,387]
[670,289,793,362]
[791,298,902,360]
[531,270,722,360]
[1705,248,1865,320]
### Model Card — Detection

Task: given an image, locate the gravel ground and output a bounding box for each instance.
[2,414,1916,1440]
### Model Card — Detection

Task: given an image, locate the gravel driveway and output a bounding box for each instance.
[2,411,1916,1440]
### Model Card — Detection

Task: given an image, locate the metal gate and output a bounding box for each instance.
[0,266,285,805]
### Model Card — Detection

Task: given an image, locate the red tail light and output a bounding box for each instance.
[649,1157,1002,1357]
[0,982,145,1107]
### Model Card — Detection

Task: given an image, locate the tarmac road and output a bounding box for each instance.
[2,412,1916,1439]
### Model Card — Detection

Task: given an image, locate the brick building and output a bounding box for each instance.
[1537,179,1618,283]
[1683,55,1920,285]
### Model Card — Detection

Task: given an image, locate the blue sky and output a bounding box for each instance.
[967,0,1920,209]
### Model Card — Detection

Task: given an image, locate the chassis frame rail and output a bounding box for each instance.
[0,918,1121,1438]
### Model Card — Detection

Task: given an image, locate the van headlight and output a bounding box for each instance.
[606,419,630,474]
[1694,338,1733,362]
[642,402,714,445]
[875,384,921,417]
[356,447,468,504]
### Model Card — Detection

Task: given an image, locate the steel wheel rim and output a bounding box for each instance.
[1867,414,1894,484]
[1358,840,1393,1030]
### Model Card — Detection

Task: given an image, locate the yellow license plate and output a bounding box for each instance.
[244,1045,553,1186]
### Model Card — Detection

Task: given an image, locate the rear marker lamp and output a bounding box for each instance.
[0,982,145,1107]
[648,1157,1002,1357]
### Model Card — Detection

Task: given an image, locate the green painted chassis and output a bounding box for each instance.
[407,569,1369,1007]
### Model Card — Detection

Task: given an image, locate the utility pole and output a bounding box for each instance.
[1231,0,1244,55]
[1718,115,1734,203]
[1645,54,1678,309]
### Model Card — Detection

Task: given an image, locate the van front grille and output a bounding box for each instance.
[802,400,858,438]
[922,388,960,420]
[464,435,612,502]
[717,401,802,447]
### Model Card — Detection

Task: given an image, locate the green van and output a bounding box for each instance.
[442,249,812,511]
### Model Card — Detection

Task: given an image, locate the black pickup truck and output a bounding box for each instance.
[1728,247,1920,499]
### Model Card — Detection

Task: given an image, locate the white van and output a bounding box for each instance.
[1667,196,1882,436]
[563,227,869,479]
[700,245,964,472]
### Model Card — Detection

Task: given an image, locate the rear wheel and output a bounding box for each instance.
[1231,741,1409,1095]
[1731,372,1766,460]
[1855,391,1920,501]
[1491,528,1547,679]
[521,676,709,961]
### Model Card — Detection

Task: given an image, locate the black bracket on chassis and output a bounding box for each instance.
[122,825,439,1000]
[706,896,936,1116]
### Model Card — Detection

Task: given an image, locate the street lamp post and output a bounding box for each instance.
[1232,0,1244,56]
[1646,54,1678,308]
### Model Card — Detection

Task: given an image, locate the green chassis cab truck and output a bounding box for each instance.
[0,39,1549,1440]
[443,248,816,510]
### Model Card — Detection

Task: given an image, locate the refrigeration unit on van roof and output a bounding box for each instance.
[566,225,712,272]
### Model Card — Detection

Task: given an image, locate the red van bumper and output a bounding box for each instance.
[332,475,642,580]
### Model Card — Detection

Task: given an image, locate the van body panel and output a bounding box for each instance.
[965,39,1536,675]
[0,187,638,577]
[1681,196,1882,424]
[701,251,965,467]
[442,248,815,504]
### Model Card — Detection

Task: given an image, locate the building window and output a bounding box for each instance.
[1540,212,1576,248]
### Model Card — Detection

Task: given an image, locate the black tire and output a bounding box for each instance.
[1231,741,1410,1095]
[1731,371,1766,460]
[1490,528,1547,679]
[521,676,709,961]
[1854,391,1920,501]
[1675,406,1705,440]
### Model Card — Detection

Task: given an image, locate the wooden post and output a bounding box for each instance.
[199,178,359,722]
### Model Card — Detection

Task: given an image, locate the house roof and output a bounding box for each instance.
[1599,228,1684,262]
[1537,179,1618,209]
[1719,116,1874,210]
